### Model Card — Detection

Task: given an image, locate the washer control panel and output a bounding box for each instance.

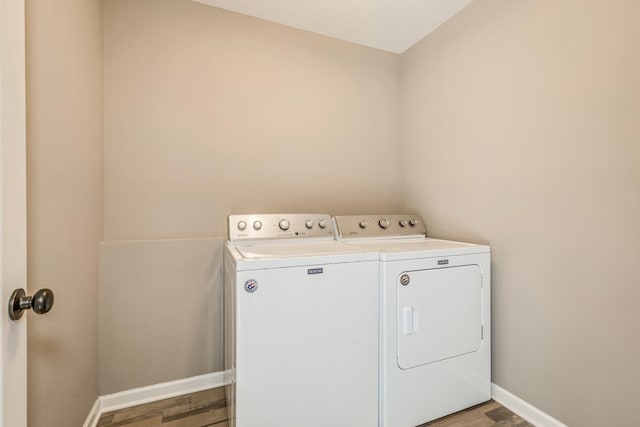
[228,214,334,241]
[333,214,426,239]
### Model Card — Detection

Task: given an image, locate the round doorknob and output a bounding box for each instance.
[32,289,55,314]
[8,288,55,321]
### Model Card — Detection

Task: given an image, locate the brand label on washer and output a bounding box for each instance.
[438,259,449,265]
[244,279,258,293]
[307,268,324,275]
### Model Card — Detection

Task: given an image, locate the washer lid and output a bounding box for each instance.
[236,242,364,259]
[228,241,379,270]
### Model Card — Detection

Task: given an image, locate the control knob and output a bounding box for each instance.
[359,220,368,229]
[253,220,263,230]
[237,220,247,231]
[409,219,418,227]
[305,220,314,229]
[379,218,390,229]
[318,219,328,229]
[279,219,291,231]
[399,219,408,227]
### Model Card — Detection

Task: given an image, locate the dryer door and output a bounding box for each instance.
[397,265,483,369]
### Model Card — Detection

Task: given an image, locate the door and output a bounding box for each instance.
[397,265,483,369]
[1,0,28,426]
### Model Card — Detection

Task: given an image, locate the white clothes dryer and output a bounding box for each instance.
[224,214,379,427]
[334,215,491,427]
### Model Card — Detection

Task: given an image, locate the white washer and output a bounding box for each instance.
[334,214,491,427]
[224,214,379,427]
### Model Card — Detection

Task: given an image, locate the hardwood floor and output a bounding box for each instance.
[97,386,534,427]
[97,387,228,427]
[420,400,534,427]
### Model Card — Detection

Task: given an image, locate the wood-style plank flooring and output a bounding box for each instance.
[97,387,228,427]
[97,386,534,427]
[421,400,535,426]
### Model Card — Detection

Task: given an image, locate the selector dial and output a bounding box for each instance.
[379,218,390,229]
[399,219,408,227]
[359,220,368,229]
[253,220,263,230]
[409,219,418,227]
[237,220,247,231]
[279,219,291,231]
[305,220,314,229]
[319,219,328,229]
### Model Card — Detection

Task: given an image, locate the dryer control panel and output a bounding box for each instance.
[228,213,334,241]
[333,214,427,239]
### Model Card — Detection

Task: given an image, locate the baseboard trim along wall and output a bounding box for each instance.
[84,375,563,427]
[83,371,229,427]
[82,399,101,427]
[491,383,568,427]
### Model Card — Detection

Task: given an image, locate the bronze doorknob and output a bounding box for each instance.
[8,288,55,321]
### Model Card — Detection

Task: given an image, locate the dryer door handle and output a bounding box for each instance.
[402,306,420,335]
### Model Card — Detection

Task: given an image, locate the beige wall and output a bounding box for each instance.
[400,1,640,426]
[99,239,223,394]
[101,0,402,394]
[104,0,402,241]
[26,0,103,425]
[27,0,639,424]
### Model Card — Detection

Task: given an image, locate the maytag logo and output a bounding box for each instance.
[308,268,324,275]
[437,259,449,265]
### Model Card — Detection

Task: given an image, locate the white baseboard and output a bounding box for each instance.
[82,398,101,427]
[82,371,229,427]
[85,376,562,427]
[491,383,567,427]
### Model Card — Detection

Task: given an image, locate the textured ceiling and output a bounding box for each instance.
[193,0,475,54]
